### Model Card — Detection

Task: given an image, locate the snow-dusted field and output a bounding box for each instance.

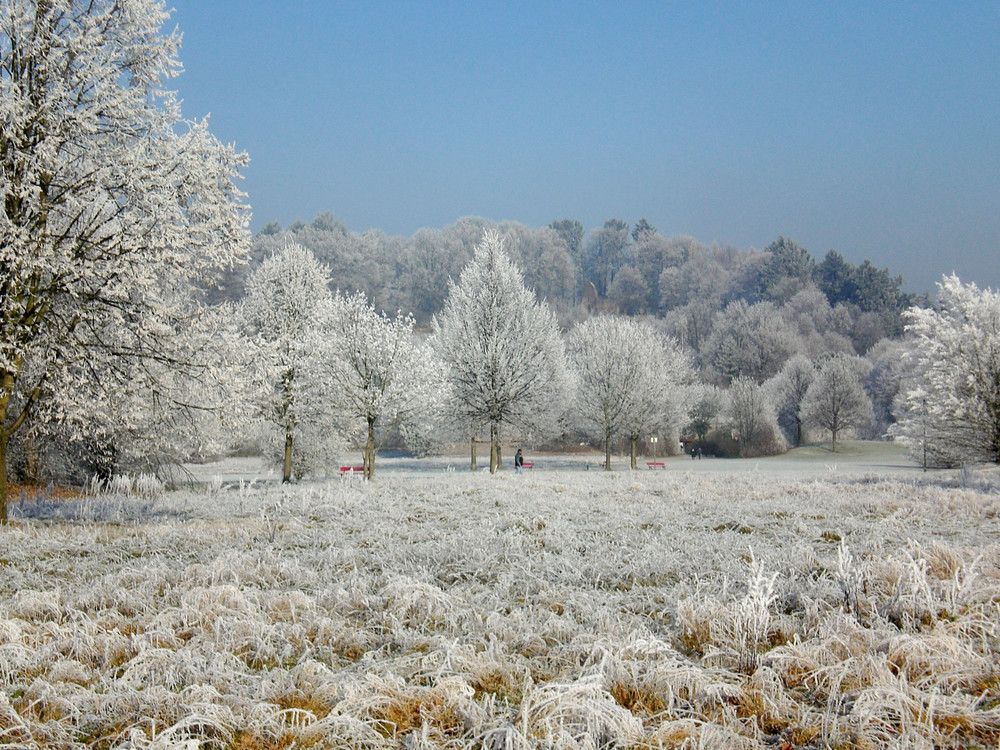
[3,453,1000,749]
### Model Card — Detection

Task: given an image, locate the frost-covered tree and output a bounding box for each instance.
[802,353,873,452]
[241,244,336,482]
[864,337,908,439]
[621,333,693,468]
[0,0,248,519]
[324,292,445,479]
[434,230,570,473]
[892,275,1000,466]
[569,316,691,470]
[704,300,799,384]
[767,354,816,447]
[584,219,630,296]
[686,384,727,443]
[727,376,784,457]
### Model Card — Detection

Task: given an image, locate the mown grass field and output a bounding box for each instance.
[2,453,999,749]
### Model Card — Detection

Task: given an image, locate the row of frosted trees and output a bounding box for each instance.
[238,230,995,480]
[236,231,696,479]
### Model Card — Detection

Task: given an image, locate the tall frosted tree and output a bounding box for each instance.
[434,230,570,473]
[892,275,1000,466]
[241,243,334,482]
[0,0,249,520]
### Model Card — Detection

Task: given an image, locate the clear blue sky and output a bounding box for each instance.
[169,1,999,293]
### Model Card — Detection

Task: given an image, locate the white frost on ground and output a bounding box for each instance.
[2,444,999,749]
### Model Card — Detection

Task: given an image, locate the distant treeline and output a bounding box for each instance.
[214,212,919,358]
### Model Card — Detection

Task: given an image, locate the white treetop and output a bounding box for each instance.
[704,300,799,384]
[0,0,249,518]
[324,291,445,478]
[569,315,692,470]
[433,230,570,473]
[241,243,337,481]
[892,274,1000,466]
[802,353,873,453]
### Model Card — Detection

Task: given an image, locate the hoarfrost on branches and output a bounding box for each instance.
[892,274,1000,467]
[766,354,816,447]
[0,0,250,519]
[802,353,873,453]
[726,375,785,457]
[568,315,693,469]
[323,291,446,478]
[239,243,340,481]
[433,230,570,473]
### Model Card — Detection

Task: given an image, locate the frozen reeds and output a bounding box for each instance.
[1,470,999,748]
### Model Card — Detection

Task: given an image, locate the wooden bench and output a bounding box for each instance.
[339,466,365,476]
[522,462,534,470]
[646,461,665,469]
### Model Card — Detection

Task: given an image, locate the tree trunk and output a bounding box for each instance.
[831,427,838,453]
[24,430,38,483]
[282,431,293,483]
[629,435,638,470]
[604,430,612,471]
[470,436,477,471]
[0,433,8,525]
[364,418,376,480]
[0,390,10,524]
[490,422,499,474]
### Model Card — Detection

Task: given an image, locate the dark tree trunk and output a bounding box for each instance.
[364,418,376,480]
[0,433,8,525]
[282,431,293,482]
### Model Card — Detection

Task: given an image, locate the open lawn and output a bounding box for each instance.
[2,446,999,748]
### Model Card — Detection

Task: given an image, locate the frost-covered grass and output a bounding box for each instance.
[2,466,1000,749]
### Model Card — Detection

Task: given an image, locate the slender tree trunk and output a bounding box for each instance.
[490,422,499,474]
[365,418,376,480]
[604,429,612,471]
[24,430,38,483]
[0,390,10,524]
[282,431,293,482]
[0,432,8,525]
[470,436,477,471]
[831,427,838,453]
[630,435,638,470]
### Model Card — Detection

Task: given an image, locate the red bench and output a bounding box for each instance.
[646,461,665,469]
[522,462,534,470]
[339,466,365,476]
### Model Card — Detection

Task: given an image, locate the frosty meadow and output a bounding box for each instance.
[3,458,1000,749]
[4,2,1000,747]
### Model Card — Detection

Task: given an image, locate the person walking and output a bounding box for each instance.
[515,448,524,474]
